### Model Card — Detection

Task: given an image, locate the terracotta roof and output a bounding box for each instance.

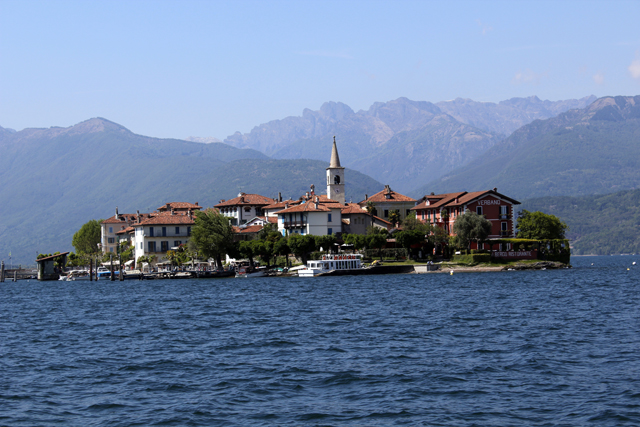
[359,186,416,204]
[136,212,195,226]
[412,190,520,209]
[266,216,278,224]
[233,225,263,234]
[277,200,332,213]
[157,202,202,211]
[215,193,275,207]
[448,189,520,206]
[373,216,392,226]
[102,213,137,224]
[115,226,134,235]
[411,192,466,210]
[341,203,367,214]
[263,200,302,210]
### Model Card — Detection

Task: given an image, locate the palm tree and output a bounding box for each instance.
[365,201,376,228]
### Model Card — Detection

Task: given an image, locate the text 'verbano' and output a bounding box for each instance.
[478,199,502,206]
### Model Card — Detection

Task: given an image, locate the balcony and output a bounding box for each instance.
[284,221,307,228]
[501,230,511,237]
[499,214,511,220]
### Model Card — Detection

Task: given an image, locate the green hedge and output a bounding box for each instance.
[451,253,491,264]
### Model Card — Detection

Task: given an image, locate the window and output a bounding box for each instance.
[108,237,115,244]
[406,209,410,217]
[140,242,143,249]
[174,241,181,247]
[149,227,154,237]
[148,241,156,252]
[109,247,113,252]
[244,207,251,212]
[175,227,180,235]
[476,206,483,215]
[162,227,167,237]
[328,228,333,235]
[187,227,191,236]
[161,241,169,251]
[384,209,389,218]
[109,227,113,233]
[334,175,340,184]
[500,206,508,215]
[328,213,332,222]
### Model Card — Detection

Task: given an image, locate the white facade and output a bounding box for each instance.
[277,205,343,237]
[132,222,193,266]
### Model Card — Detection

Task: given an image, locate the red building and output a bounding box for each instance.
[411,188,520,249]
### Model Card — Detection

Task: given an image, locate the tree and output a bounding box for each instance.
[314,234,336,253]
[273,238,291,266]
[453,211,492,249]
[190,209,235,267]
[366,227,387,260]
[288,234,316,264]
[72,219,102,255]
[517,210,568,240]
[395,229,426,259]
[388,210,401,228]
[238,240,258,266]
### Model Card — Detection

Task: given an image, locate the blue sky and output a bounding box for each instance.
[1,0,639,140]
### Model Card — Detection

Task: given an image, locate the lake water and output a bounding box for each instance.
[1,256,639,426]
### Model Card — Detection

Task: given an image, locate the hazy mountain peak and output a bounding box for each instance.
[319,101,354,120]
[66,117,131,136]
[584,95,640,122]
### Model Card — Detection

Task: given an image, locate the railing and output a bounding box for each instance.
[499,214,511,220]
[144,233,191,237]
[501,230,511,237]
[284,221,307,228]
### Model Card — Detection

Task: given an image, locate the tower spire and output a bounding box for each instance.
[329,136,341,168]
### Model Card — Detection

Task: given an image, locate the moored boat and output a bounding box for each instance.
[298,254,363,277]
[235,266,266,278]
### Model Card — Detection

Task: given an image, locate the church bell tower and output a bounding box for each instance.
[327,136,345,204]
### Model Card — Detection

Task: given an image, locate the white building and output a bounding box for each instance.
[277,197,343,237]
[215,193,276,225]
[132,211,196,266]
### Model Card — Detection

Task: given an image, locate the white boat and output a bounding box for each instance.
[298,254,363,277]
[235,266,266,278]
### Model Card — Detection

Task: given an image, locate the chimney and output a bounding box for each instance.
[305,192,309,199]
[278,192,282,202]
[365,194,368,200]
[188,208,192,218]
[240,196,245,203]
[136,210,140,223]
[493,187,497,192]
[171,207,175,215]
[195,202,199,206]
[115,206,119,219]
[315,201,319,209]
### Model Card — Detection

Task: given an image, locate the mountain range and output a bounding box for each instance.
[421,95,640,199]
[3,93,640,264]
[223,96,596,192]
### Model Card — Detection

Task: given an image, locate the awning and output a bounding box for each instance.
[125,260,134,266]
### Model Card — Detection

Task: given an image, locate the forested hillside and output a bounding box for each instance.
[521,189,640,255]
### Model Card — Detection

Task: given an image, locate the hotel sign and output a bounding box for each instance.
[491,251,537,260]
[478,199,502,206]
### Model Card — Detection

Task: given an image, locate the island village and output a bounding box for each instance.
[27,135,560,282]
[19,137,570,282]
